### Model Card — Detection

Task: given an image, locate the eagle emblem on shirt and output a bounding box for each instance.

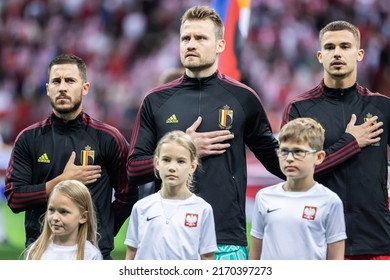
[184,213,198,227]
[302,206,317,220]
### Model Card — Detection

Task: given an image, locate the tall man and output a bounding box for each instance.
[127,5,284,260]
[6,54,138,259]
[282,21,390,259]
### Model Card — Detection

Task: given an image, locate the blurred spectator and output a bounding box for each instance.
[0,0,389,142]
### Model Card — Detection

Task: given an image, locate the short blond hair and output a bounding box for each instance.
[279,118,325,151]
[181,5,224,40]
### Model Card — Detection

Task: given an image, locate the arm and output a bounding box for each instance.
[6,132,102,212]
[327,240,345,260]
[201,252,214,260]
[5,134,47,212]
[186,116,234,158]
[127,101,158,187]
[248,236,262,260]
[244,95,285,180]
[125,246,137,260]
[282,104,382,175]
[105,128,138,236]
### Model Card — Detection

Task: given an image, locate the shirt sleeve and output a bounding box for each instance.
[250,191,265,240]
[127,97,158,187]
[199,204,217,255]
[5,132,47,212]
[281,101,361,177]
[124,204,139,249]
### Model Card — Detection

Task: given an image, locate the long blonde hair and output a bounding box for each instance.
[26,180,99,260]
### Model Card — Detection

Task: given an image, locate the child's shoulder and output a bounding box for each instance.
[189,193,213,208]
[256,182,284,196]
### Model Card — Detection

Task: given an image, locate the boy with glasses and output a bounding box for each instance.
[249,118,346,260]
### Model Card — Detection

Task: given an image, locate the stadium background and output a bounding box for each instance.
[1,0,390,259]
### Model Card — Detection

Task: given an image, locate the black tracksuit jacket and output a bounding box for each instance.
[127,71,284,246]
[5,112,138,259]
[282,81,390,256]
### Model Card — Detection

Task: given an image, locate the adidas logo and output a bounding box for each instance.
[38,153,50,163]
[166,114,179,123]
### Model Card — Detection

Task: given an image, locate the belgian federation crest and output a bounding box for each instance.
[81,145,95,166]
[364,113,380,146]
[219,105,233,129]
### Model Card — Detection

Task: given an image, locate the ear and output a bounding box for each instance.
[356,48,364,62]
[216,39,226,54]
[79,211,88,225]
[314,150,326,166]
[155,156,160,171]
[46,83,50,97]
[82,82,90,96]
[316,50,323,64]
[191,161,198,173]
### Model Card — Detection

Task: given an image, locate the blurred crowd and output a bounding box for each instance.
[0,0,390,144]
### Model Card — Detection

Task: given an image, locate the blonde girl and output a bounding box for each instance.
[26,180,102,260]
[125,130,217,260]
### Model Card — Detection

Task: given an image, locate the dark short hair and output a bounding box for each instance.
[319,21,361,48]
[48,54,87,82]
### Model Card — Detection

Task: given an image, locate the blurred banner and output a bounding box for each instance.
[212,0,251,81]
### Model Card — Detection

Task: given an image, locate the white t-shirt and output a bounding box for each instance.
[37,240,102,260]
[251,182,347,260]
[125,191,217,260]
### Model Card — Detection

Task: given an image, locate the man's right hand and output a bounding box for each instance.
[346,114,383,148]
[186,116,234,158]
[62,151,101,185]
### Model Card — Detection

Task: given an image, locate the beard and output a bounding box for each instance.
[50,94,82,115]
[181,56,216,73]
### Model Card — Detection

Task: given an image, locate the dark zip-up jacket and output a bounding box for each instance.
[282,81,390,256]
[5,112,138,259]
[127,71,284,246]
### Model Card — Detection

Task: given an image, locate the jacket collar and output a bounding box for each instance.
[51,112,84,132]
[323,80,357,99]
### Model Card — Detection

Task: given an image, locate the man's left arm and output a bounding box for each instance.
[245,96,285,180]
[106,130,138,236]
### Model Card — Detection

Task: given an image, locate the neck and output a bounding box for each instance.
[324,74,356,89]
[283,178,315,192]
[160,186,192,200]
[53,108,82,121]
[52,234,78,246]
[185,65,217,79]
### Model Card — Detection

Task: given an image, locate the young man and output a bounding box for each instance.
[5,54,138,259]
[249,118,346,260]
[127,5,284,260]
[282,21,390,259]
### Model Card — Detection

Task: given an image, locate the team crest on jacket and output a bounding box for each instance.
[364,113,380,146]
[219,105,233,129]
[81,145,95,166]
[184,213,198,227]
[302,206,317,220]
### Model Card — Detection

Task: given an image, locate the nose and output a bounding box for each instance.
[333,46,342,58]
[168,163,176,172]
[52,211,60,221]
[58,79,67,92]
[186,38,196,50]
[285,151,295,161]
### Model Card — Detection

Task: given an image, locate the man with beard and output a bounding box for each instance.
[127,5,284,260]
[5,54,138,259]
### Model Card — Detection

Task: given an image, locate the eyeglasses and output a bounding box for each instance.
[276,148,317,160]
